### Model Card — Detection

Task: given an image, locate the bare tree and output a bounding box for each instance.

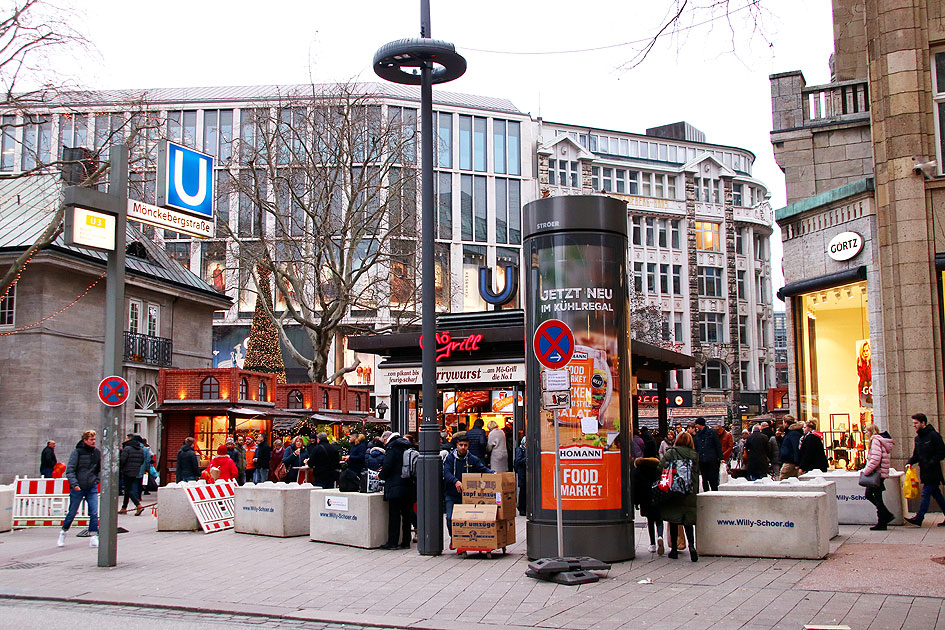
[226,82,423,383]
[629,282,671,347]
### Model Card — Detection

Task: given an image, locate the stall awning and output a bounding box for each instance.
[154,405,271,416]
[310,412,378,424]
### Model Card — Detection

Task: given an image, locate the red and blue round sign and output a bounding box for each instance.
[98,375,130,407]
[533,319,575,369]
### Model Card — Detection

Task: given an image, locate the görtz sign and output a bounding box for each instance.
[827,231,863,261]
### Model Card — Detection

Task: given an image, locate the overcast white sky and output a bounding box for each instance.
[63,0,836,303]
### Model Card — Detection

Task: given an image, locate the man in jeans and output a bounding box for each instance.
[905,413,945,527]
[58,430,101,548]
[693,418,722,491]
[252,434,272,484]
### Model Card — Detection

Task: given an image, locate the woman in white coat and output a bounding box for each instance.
[487,421,509,472]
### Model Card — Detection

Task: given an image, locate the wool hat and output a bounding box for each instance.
[380,430,392,443]
[217,445,228,455]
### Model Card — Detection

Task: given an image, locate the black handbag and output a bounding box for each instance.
[858,469,882,488]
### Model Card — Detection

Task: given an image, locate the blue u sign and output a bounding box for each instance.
[158,141,214,218]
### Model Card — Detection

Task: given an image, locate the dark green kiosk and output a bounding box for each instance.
[524,195,635,563]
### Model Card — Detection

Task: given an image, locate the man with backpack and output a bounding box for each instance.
[442,433,493,549]
[379,431,417,549]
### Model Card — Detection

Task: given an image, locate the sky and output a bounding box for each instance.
[56,0,835,302]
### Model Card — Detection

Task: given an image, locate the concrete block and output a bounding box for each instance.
[157,482,200,531]
[697,491,830,559]
[310,488,388,549]
[235,482,314,537]
[0,484,12,532]
[720,477,839,537]
[799,469,905,525]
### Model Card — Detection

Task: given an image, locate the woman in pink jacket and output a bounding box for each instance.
[863,424,895,530]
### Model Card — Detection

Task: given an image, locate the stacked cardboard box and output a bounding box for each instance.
[451,472,517,550]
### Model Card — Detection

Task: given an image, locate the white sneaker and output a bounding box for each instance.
[647,544,657,553]
[57,531,66,547]
[89,534,99,548]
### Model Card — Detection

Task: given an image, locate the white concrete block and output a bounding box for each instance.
[0,485,12,532]
[720,477,839,537]
[799,469,904,525]
[157,482,200,531]
[235,482,314,537]
[310,488,388,549]
[697,491,830,560]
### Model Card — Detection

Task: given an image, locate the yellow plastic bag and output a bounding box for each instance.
[904,466,920,500]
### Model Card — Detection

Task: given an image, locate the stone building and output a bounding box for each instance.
[537,120,775,421]
[770,0,945,467]
[0,175,229,482]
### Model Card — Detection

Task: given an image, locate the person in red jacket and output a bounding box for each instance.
[204,445,238,483]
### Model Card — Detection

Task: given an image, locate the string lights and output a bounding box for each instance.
[0,271,107,337]
[0,244,40,302]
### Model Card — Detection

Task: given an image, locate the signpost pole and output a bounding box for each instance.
[98,145,128,568]
[552,408,564,558]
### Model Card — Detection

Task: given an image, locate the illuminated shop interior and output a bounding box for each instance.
[793,279,871,470]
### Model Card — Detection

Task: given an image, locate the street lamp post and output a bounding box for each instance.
[373,0,466,556]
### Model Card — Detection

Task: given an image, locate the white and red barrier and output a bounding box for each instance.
[185,480,237,533]
[13,477,90,528]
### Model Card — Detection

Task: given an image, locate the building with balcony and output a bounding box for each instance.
[770,0,945,467]
[537,119,775,420]
[0,175,229,482]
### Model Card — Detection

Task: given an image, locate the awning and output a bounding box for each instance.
[154,405,271,416]
[310,412,379,424]
[777,265,867,301]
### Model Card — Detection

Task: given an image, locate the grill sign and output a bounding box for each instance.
[827,231,863,261]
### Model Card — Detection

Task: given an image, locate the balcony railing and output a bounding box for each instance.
[124,331,172,367]
[803,79,869,124]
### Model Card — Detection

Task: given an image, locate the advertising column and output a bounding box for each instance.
[523,196,633,562]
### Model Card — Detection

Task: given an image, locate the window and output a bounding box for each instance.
[591,166,600,191]
[288,389,304,409]
[659,264,669,294]
[633,262,643,292]
[702,360,729,389]
[739,315,748,345]
[493,119,520,175]
[436,112,452,168]
[698,266,723,297]
[601,167,613,192]
[128,299,141,335]
[495,178,521,244]
[672,265,682,294]
[733,183,743,207]
[239,378,248,399]
[694,221,721,251]
[0,284,14,327]
[658,219,668,247]
[203,109,234,163]
[388,106,417,165]
[647,263,656,293]
[668,176,676,199]
[58,113,88,154]
[201,377,220,399]
[21,114,51,170]
[671,220,680,249]
[238,171,266,237]
[460,174,487,242]
[736,228,746,255]
[628,170,639,195]
[258,381,268,402]
[615,168,626,193]
[458,115,486,171]
[239,108,266,164]
[737,270,746,300]
[741,361,750,388]
[437,171,452,239]
[0,115,15,171]
[641,172,652,197]
[167,110,197,147]
[497,247,521,309]
[548,159,555,185]
[631,217,642,246]
[934,51,945,174]
[754,235,766,260]
[674,312,684,343]
[165,242,190,268]
[147,304,159,337]
[700,313,725,343]
[645,217,655,246]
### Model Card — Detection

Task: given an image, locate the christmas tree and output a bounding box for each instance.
[244,264,287,383]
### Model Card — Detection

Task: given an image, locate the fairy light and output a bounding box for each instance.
[0,271,107,337]
[0,245,41,303]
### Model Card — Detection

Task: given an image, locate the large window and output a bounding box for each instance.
[934,51,945,174]
[21,114,51,170]
[203,109,234,163]
[493,119,520,175]
[458,115,486,172]
[793,280,872,453]
[0,115,15,171]
[702,360,729,390]
[495,178,521,245]
[698,266,723,297]
[549,159,579,188]
[700,312,725,343]
[194,415,229,463]
[462,245,487,312]
[436,112,452,168]
[695,222,721,251]
[460,174,487,242]
[0,284,14,327]
[167,110,197,148]
[436,171,452,239]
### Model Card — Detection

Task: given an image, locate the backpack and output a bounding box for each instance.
[401,447,419,479]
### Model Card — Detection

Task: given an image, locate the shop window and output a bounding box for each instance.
[288,389,304,409]
[201,377,220,399]
[0,283,14,327]
[702,360,729,390]
[497,247,521,309]
[258,381,267,402]
[194,415,229,463]
[695,222,721,251]
[239,378,248,400]
[462,245,488,312]
[793,280,871,469]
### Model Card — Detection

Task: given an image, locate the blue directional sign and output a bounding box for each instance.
[157,141,214,218]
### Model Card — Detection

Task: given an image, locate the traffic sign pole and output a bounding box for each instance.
[552,408,564,557]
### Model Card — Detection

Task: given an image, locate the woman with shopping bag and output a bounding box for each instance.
[860,424,894,530]
[656,432,700,562]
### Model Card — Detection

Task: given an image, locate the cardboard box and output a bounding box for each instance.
[497,517,516,547]
[462,473,518,520]
[451,503,500,550]
[464,472,516,494]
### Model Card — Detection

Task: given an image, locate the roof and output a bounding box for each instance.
[0,174,230,303]
[19,82,525,117]
[776,178,874,223]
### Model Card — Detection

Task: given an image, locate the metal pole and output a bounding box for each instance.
[98,145,128,567]
[552,408,564,557]
[416,0,442,555]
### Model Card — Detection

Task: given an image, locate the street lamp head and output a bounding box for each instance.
[373,38,466,86]
[376,400,389,420]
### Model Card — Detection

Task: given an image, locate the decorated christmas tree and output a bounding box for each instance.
[244,264,287,383]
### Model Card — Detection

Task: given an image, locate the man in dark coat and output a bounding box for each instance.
[306,432,340,489]
[797,420,829,474]
[465,418,488,461]
[40,440,56,478]
[905,413,945,526]
[59,430,101,548]
[743,425,770,481]
[443,434,492,544]
[378,431,416,549]
[176,437,200,482]
[778,416,804,479]
[252,434,272,484]
[693,418,723,490]
[119,434,146,515]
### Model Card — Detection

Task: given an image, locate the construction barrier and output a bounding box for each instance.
[13,477,90,528]
[185,480,237,533]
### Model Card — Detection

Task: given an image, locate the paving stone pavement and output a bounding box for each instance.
[1,512,945,629]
